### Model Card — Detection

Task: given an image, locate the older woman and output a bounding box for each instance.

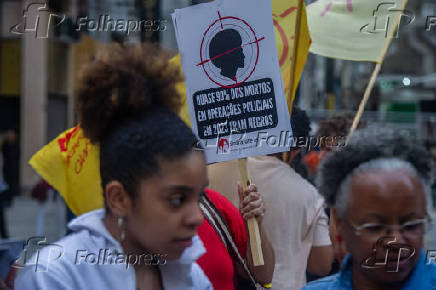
[303,128,436,290]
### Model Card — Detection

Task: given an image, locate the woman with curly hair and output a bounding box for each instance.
[303,128,436,290]
[15,43,212,290]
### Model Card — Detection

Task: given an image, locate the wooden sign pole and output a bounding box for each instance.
[348,0,409,140]
[237,0,305,267]
[238,158,264,266]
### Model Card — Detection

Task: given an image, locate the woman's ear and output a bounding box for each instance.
[104,181,132,217]
[330,207,348,263]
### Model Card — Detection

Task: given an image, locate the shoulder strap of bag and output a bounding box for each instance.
[199,194,261,287]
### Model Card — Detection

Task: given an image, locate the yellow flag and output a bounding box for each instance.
[29,2,311,215]
[29,125,104,215]
[307,0,409,62]
[273,0,311,110]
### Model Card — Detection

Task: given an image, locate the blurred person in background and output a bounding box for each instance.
[430,146,436,209]
[0,142,8,239]
[1,129,19,206]
[0,129,22,287]
[0,266,18,290]
[0,194,8,239]
[0,183,8,238]
[0,130,19,240]
[30,179,65,238]
[304,113,367,179]
[208,107,334,289]
[304,128,436,290]
[316,113,355,161]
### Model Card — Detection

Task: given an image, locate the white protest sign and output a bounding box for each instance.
[172,0,292,164]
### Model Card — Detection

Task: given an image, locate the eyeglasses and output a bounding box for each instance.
[347,218,432,240]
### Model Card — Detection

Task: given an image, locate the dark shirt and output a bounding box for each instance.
[1,140,19,195]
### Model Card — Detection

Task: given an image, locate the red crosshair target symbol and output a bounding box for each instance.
[197,11,265,88]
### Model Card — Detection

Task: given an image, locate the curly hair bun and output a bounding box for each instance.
[76,43,183,143]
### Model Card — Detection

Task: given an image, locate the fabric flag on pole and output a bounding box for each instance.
[29,125,104,215]
[29,1,311,216]
[273,0,311,110]
[307,0,409,63]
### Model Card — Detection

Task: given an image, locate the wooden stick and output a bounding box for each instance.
[347,63,381,139]
[348,0,409,139]
[235,0,306,268]
[238,158,264,266]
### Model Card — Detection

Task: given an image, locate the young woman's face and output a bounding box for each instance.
[336,170,427,286]
[126,150,208,260]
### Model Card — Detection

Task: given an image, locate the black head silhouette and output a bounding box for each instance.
[209,29,245,81]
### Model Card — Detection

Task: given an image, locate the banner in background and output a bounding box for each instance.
[307,0,409,62]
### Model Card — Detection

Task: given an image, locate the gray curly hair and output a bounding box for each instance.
[317,127,434,217]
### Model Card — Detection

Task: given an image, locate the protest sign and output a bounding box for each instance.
[172,0,292,164]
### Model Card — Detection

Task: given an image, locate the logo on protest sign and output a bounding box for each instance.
[218,138,230,153]
[197,11,265,88]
